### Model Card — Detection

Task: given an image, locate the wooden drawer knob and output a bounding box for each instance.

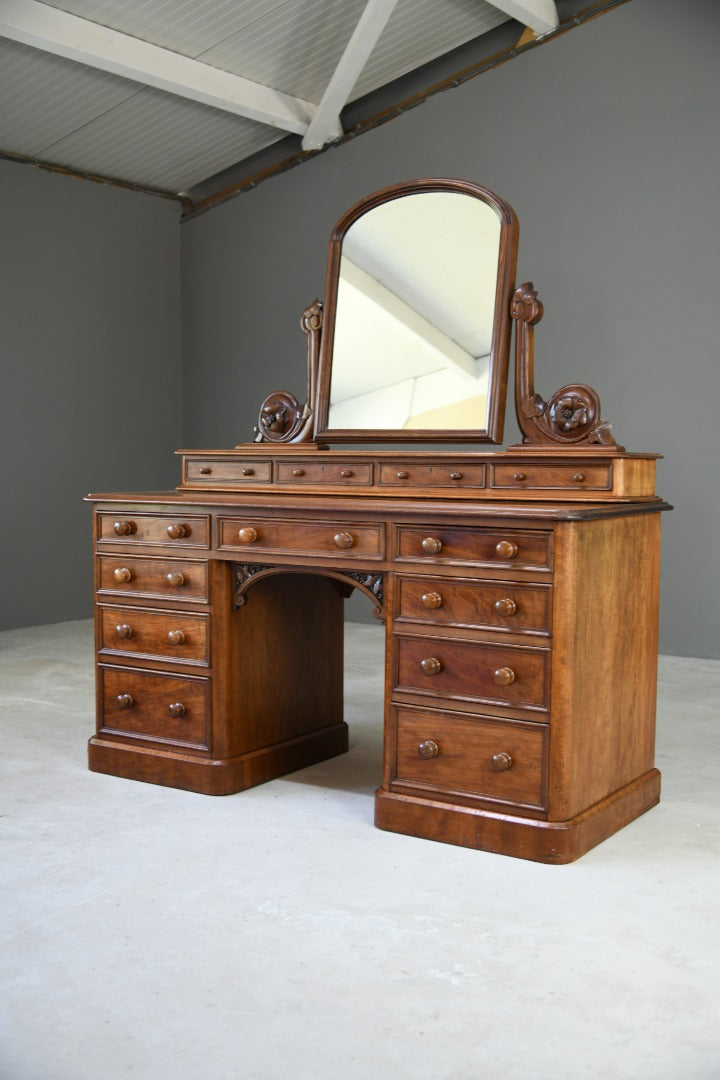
[333,531,355,549]
[166,571,185,587]
[418,739,439,759]
[513,472,526,482]
[238,527,258,543]
[491,751,513,772]
[113,520,135,536]
[113,567,132,583]
[340,469,353,478]
[241,468,254,476]
[449,471,463,481]
[396,470,409,480]
[114,623,133,639]
[421,536,443,555]
[573,472,586,483]
[199,466,212,475]
[421,591,443,609]
[494,597,517,617]
[292,468,305,477]
[420,657,442,676]
[116,693,134,709]
[495,540,518,559]
[167,629,186,645]
[168,702,186,718]
[166,523,187,539]
[493,666,516,686]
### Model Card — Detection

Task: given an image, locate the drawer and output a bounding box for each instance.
[395,526,552,570]
[98,556,208,601]
[379,463,486,489]
[394,706,547,809]
[219,517,384,559]
[396,576,551,634]
[184,457,272,484]
[395,636,549,709]
[492,463,611,491]
[99,666,209,748]
[97,512,210,548]
[276,461,373,485]
[99,606,209,665]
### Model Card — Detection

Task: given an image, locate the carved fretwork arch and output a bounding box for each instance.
[232,562,384,620]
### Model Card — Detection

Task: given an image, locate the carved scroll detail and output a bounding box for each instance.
[511,283,623,450]
[232,563,384,619]
[253,299,323,443]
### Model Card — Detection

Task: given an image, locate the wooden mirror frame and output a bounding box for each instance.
[312,178,519,445]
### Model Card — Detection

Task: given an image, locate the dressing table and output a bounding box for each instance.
[87,179,669,863]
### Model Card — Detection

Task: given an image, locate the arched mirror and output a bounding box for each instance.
[314,179,518,444]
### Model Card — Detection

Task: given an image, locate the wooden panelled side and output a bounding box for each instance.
[549,515,661,820]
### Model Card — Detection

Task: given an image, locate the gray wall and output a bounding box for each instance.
[181,0,720,658]
[1,160,181,630]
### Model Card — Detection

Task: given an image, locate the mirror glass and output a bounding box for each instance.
[315,181,517,443]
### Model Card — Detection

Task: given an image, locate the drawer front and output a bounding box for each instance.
[394,706,546,809]
[98,556,208,601]
[219,517,384,559]
[184,457,272,484]
[97,513,210,548]
[395,526,552,570]
[395,636,548,709]
[276,461,373,486]
[99,666,209,748]
[99,607,209,665]
[379,463,486,489]
[396,576,551,634]
[492,463,611,491]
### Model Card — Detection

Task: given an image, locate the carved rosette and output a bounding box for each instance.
[232,563,384,619]
[253,300,323,443]
[511,282,623,450]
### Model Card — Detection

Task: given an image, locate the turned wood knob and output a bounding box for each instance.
[418,739,439,759]
[491,751,513,772]
[168,702,186,718]
[573,472,586,483]
[113,567,132,583]
[421,591,443,609]
[165,571,185,587]
[513,472,526,482]
[495,540,518,559]
[292,468,305,477]
[449,471,463,481]
[116,693,134,709]
[333,532,355,549]
[167,629,185,645]
[340,469,353,478]
[420,657,442,676]
[242,467,254,476]
[166,523,187,539]
[396,470,409,480]
[237,527,258,543]
[199,467,212,475]
[114,623,133,639]
[113,520,135,536]
[421,536,443,555]
[494,597,517,617]
[494,666,516,686]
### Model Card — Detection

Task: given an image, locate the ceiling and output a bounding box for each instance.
[0,1,607,213]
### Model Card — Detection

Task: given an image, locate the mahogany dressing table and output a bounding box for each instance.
[87,179,669,863]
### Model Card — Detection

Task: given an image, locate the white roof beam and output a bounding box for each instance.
[487,0,559,37]
[0,0,316,135]
[302,0,400,151]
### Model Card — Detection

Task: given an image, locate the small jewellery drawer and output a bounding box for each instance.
[276,461,373,485]
[395,526,552,570]
[394,706,547,809]
[379,463,486,489]
[98,556,208,601]
[219,517,384,559]
[97,512,210,548]
[395,636,548,709]
[184,457,272,484]
[99,666,209,748]
[492,463,611,491]
[396,576,551,634]
[99,606,209,665]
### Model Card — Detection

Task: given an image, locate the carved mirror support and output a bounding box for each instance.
[511,283,623,451]
[253,300,323,444]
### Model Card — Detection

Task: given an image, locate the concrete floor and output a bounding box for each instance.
[1,619,718,1080]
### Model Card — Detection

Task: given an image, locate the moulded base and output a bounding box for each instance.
[374,768,661,863]
[88,722,349,796]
